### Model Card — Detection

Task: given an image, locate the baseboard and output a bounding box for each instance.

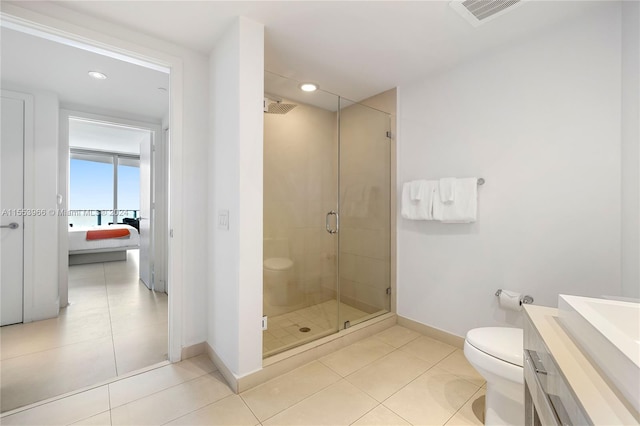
[397,315,465,349]
[205,343,238,393]
[181,342,206,360]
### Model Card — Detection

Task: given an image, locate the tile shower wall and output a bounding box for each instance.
[264,100,338,312]
[339,100,391,314]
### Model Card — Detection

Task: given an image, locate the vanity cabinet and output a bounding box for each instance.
[523,305,638,426]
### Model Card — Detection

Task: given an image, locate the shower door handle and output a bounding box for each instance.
[325,211,338,234]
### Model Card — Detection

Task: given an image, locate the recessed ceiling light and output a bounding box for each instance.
[88,71,107,80]
[299,82,318,92]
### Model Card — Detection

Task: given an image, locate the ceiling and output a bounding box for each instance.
[0,27,170,122]
[1,1,605,116]
[69,118,150,155]
[43,0,604,102]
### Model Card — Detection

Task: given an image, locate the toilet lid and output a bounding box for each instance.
[264,257,293,271]
[466,327,523,367]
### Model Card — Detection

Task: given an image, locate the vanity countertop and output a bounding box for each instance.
[523,304,639,425]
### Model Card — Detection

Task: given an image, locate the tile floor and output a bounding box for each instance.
[1,325,486,425]
[0,250,168,413]
[263,300,372,357]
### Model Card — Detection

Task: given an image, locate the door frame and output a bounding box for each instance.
[61,110,164,292]
[1,90,35,323]
[2,9,185,362]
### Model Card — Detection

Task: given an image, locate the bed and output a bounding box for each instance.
[68,224,140,265]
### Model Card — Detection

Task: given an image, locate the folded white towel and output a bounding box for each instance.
[439,178,456,204]
[401,180,436,220]
[410,181,424,201]
[433,177,477,223]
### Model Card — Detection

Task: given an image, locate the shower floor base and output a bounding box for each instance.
[263,300,372,358]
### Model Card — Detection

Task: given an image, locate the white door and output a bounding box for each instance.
[139,133,153,289]
[1,95,25,326]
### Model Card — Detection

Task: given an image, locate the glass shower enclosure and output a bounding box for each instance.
[263,71,391,357]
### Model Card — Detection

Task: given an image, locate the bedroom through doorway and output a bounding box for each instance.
[61,112,169,387]
[0,24,171,413]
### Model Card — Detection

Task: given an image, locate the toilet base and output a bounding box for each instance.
[484,383,524,426]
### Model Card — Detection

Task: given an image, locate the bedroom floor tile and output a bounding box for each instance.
[113,321,169,375]
[0,337,116,412]
[0,250,167,414]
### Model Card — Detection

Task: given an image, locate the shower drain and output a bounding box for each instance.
[299,327,311,333]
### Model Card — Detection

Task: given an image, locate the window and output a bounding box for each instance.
[117,157,140,223]
[69,150,140,227]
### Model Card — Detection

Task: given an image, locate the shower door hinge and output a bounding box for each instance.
[386,287,392,295]
[262,316,268,331]
[386,131,392,139]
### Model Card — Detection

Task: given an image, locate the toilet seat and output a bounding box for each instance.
[466,327,523,367]
[264,257,293,271]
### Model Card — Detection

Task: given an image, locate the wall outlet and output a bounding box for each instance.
[218,210,229,230]
[261,315,268,330]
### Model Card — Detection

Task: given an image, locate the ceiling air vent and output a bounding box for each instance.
[450,0,524,27]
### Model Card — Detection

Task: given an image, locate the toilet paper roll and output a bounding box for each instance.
[499,290,522,311]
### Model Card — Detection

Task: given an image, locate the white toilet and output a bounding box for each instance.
[464,327,524,426]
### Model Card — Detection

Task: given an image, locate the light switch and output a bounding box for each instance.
[218,210,229,230]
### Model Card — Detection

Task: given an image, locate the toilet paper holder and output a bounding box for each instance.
[495,289,534,305]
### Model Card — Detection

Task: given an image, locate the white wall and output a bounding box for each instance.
[2,2,211,350]
[621,0,640,299]
[209,17,264,377]
[32,91,60,320]
[397,4,624,337]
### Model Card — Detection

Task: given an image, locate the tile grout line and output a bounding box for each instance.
[238,392,263,423]
[372,346,483,426]
[436,349,486,389]
[103,262,119,377]
[347,402,383,426]
[441,385,483,426]
[108,385,113,426]
[316,339,396,378]
[157,389,234,425]
[109,366,216,411]
[0,330,114,362]
[240,363,346,424]
[236,393,262,425]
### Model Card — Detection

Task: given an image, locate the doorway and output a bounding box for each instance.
[0,22,174,413]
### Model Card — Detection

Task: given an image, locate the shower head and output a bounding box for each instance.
[264,96,297,114]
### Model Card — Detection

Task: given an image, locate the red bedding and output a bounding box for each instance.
[86,228,130,241]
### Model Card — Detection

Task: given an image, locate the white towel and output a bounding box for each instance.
[433,177,477,223]
[439,178,456,204]
[401,180,436,220]
[410,181,424,201]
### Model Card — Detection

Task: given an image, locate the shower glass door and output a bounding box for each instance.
[263,72,340,357]
[337,99,392,329]
[263,72,392,358]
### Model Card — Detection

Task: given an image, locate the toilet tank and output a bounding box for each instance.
[264,238,290,259]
